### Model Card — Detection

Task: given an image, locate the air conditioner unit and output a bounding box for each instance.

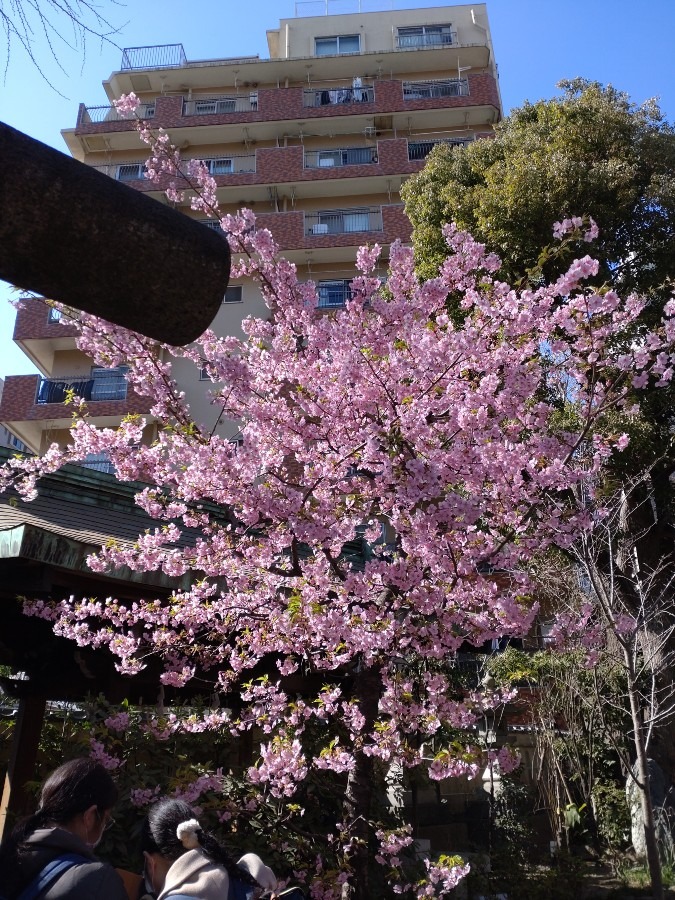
[364,126,377,138]
[312,223,329,235]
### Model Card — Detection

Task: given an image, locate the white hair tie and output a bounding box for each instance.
[176,818,201,850]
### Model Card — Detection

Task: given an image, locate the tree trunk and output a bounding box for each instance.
[625,649,664,900]
[341,661,383,900]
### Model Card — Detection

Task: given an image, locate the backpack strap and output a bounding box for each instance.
[17,853,89,900]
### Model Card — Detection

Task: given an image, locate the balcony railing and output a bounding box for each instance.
[408,137,471,160]
[395,31,457,49]
[305,207,383,236]
[303,85,374,108]
[80,102,155,124]
[36,368,128,405]
[305,146,378,168]
[317,280,352,308]
[182,94,258,116]
[187,154,256,175]
[121,44,187,70]
[403,78,469,100]
[79,453,115,474]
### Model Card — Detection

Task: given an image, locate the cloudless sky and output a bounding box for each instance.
[1,0,674,379]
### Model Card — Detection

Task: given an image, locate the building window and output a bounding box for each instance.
[318,280,352,308]
[90,366,128,401]
[117,163,145,181]
[223,286,243,303]
[47,307,62,323]
[315,34,360,56]
[199,366,211,381]
[205,158,233,175]
[397,25,454,48]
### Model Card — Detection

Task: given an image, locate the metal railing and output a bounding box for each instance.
[305,207,383,236]
[317,280,352,308]
[90,163,146,181]
[303,85,374,108]
[79,453,116,474]
[296,0,420,13]
[80,102,155,124]
[35,369,128,405]
[121,44,187,70]
[403,78,469,100]
[396,31,457,49]
[408,137,471,160]
[305,146,377,168]
[182,94,258,116]
[187,154,256,175]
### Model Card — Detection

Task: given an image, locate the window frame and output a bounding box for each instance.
[397,24,454,48]
[117,163,145,182]
[223,285,243,304]
[315,34,361,56]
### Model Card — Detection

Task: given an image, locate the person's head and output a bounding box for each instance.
[0,757,118,893]
[36,757,118,849]
[140,798,258,894]
[141,798,195,892]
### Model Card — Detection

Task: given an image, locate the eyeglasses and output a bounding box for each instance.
[96,810,116,832]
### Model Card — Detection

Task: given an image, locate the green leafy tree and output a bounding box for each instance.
[402,78,675,301]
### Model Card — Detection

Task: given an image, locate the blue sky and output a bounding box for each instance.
[1,0,674,378]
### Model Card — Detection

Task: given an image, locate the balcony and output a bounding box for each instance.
[304,146,378,169]
[403,78,469,100]
[36,368,128,405]
[395,31,457,50]
[407,137,471,161]
[182,94,258,115]
[0,372,151,453]
[79,102,155,125]
[302,84,374,108]
[305,207,383,237]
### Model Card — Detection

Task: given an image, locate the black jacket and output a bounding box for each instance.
[15,827,127,900]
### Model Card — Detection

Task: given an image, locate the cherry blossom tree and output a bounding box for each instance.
[4,96,675,899]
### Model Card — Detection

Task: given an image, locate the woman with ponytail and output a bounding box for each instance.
[0,757,127,899]
[140,798,278,900]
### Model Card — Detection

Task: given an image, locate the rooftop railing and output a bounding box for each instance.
[305,207,383,236]
[403,77,469,100]
[305,146,377,168]
[120,44,259,71]
[303,84,373,108]
[121,44,187,70]
[295,0,438,14]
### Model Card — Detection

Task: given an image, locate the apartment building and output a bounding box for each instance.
[0,1,501,456]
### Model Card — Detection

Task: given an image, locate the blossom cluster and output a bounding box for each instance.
[5,109,675,898]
